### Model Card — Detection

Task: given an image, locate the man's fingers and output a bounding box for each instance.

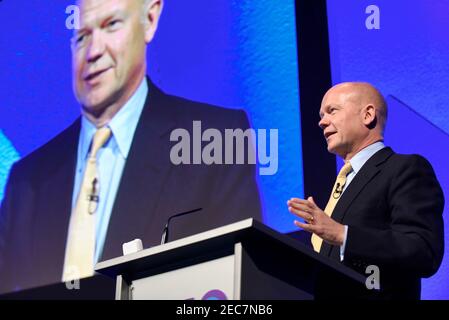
[289,203,312,212]
[289,198,310,205]
[294,220,314,232]
[288,206,313,222]
[307,196,318,209]
[289,198,319,212]
[287,200,313,212]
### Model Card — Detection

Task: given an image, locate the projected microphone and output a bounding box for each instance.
[160,208,203,245]
[87,178,100,214]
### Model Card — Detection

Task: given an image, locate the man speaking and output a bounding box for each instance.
[0,0,261,293]
[288,82,444,299]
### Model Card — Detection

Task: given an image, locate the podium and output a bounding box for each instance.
[95,218,366,300]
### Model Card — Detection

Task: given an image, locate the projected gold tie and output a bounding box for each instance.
[312,162,353,253]
[62,127,111,281]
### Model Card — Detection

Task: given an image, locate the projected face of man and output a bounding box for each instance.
[72,0,162,127]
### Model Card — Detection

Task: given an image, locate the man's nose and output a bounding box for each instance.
[86,30,105,63]
[318,116,329,129]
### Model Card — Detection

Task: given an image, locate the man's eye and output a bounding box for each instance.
[107,20,121,30]
[76,35,86,43]
[74,34,87,46]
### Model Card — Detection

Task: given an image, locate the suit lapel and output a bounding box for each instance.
[320,147,394,257]
[101,80,177,260]
[33,120,80,279]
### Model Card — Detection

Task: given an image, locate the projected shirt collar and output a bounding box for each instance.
[79,78,148,160]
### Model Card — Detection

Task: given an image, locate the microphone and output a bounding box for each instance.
[333,182,344,199]
[160,208,203,245]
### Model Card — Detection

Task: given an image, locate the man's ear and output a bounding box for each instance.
[143,0,163,44]
[363,104,377,128]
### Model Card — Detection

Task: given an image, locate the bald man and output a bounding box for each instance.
[288,82,444,299]
[0,0,261,293]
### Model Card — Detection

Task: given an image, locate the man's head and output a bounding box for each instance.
[72,0,163,125]
[318,82,387,160]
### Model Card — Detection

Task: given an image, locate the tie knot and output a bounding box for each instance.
[338,162,353,178]
[90,127,111,158]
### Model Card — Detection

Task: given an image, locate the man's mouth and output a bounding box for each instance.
[84,68,110,83]
[324,132,336,140]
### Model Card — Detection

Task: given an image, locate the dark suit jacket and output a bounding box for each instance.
[0,80,262,294]
[317,147,444,300]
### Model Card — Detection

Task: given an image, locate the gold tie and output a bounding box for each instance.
[311,161,353,253]
[62,127,111,281]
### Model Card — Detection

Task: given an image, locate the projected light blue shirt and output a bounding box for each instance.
[71,79,148,264]
[340,141,386,261]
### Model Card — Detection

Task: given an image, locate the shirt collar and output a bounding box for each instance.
[79,117,97,161]
[349,141,386,174]
[79,78,148,160]
[108,78,148,158]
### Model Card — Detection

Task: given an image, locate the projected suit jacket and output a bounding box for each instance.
[0,79,262,294]
[317,147,444,300]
